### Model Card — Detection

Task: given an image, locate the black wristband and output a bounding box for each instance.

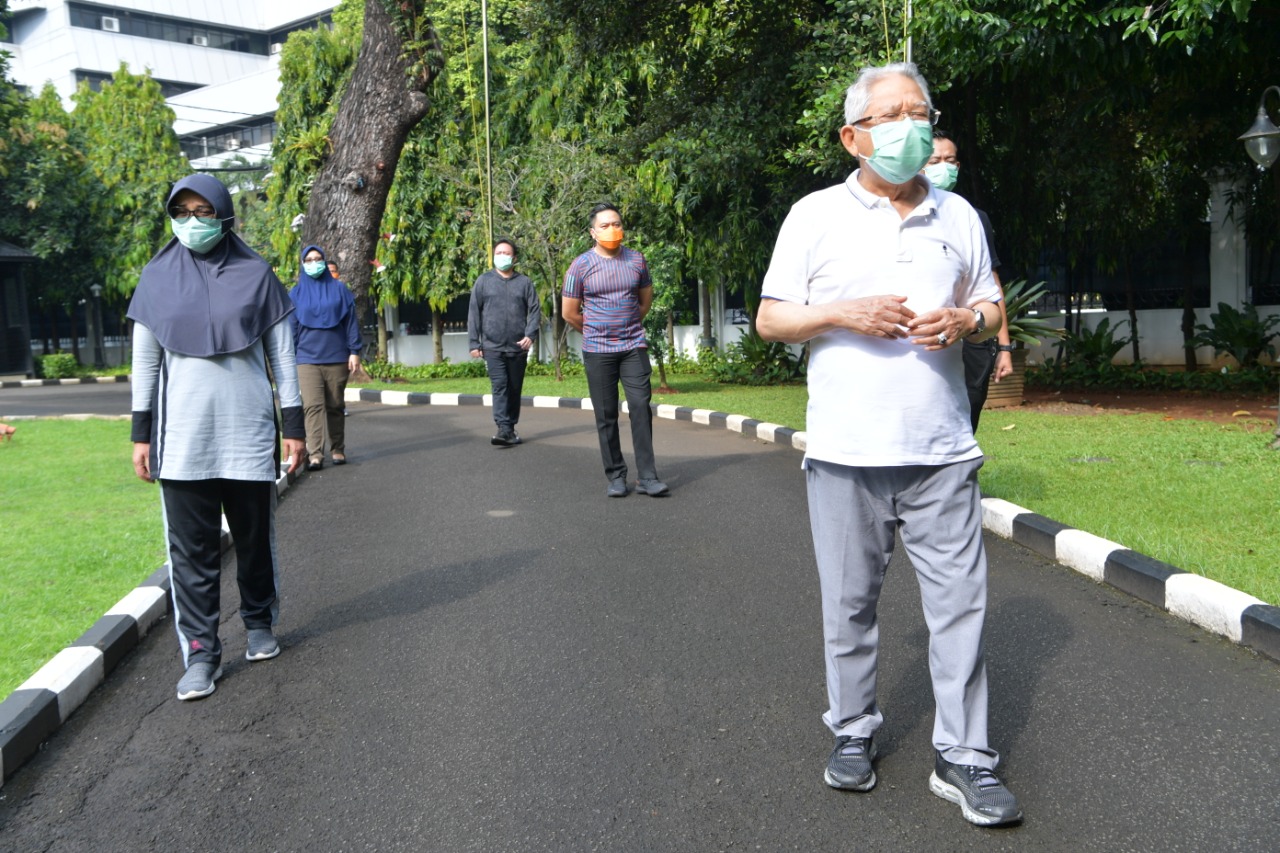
[996,344,1015,352]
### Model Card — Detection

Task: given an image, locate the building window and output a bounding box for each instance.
[68,3,270,56]
[181,119,278,160]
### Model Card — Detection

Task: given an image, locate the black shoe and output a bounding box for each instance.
[928,752,1023,826]
[507,430,522,445]
[606,477,629,498]
[825,735,877,791]
[491,431,513,446]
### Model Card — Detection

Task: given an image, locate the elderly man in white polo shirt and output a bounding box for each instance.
[757,62,1022,827]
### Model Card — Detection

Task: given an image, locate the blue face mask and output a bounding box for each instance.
[864,119,935,185]
[171,217,226,254]
[303,260,327,278]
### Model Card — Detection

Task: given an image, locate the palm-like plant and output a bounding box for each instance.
[1000,279,1066,348]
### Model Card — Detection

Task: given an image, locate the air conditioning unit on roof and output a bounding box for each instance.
[192,35,209,47]
[101,16,120,33]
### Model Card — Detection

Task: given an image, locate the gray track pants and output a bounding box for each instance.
[805,456,998,768]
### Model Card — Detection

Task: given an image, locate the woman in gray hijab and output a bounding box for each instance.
[127,174,305,702]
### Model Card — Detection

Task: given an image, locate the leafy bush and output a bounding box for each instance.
[1061,317,1132,369]
[710,330,804,386]
[1190,302,1280,368]
[39,352,80,379]
[359,357,585,382]
[1001,279,1066,347]
[1027,361,1276,395]
[361,359,489,381]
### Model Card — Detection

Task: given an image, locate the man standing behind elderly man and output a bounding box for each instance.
[757,62,1022,826]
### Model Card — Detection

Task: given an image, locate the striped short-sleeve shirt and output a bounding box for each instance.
[562,247,651,353]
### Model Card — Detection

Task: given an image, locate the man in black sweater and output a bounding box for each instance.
[468,238,542,445]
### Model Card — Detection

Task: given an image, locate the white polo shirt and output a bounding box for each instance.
[762,170,1000,467]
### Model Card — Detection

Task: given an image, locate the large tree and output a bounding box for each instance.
[298,0,442,308]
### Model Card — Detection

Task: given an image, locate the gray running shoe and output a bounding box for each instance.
[825,735,877,791]
[635,478,669,496]
[176,662,222,701]
[929,752,1023,826]
[245,628,280,661]
[607,477,629,497]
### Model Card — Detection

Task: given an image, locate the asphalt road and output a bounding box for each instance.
[2,385,1278,851]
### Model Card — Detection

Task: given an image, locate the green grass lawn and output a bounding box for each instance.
[2,381,1276,699]
[0,418,167,697]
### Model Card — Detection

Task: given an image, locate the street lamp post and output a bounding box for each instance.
[1238,86,1280,449]
[88,283,106,369]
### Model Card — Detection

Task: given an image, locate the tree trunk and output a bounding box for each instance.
[1181,243,1197,372]
[302,0,437,308]
[1123,256,1140,364]
[432,309,443,363]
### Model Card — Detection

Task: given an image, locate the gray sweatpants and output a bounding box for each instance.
[805,456,997,768]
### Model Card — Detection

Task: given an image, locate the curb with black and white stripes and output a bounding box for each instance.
[0,447,302,788]
[346,386,1280,665]
[2,379,1276,787]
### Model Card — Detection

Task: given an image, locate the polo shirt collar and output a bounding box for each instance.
[845,169,939,217]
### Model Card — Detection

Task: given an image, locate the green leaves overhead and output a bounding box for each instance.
[70,65,189,298]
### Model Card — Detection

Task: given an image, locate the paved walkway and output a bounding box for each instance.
[1,385,1278,850]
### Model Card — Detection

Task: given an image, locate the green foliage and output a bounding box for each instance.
[361,356,585,381]
[1062,317,1133,369]
[363,358,489,381]
[710,330,804,386]
[1001,280,1066,348]
[1190,302,1280,368]
[1027,361,1276,395]
[38,352,80,379]
[70,64,189,300]
[261,2,362,273]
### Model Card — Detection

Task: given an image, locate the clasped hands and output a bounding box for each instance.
[831,295,975,351]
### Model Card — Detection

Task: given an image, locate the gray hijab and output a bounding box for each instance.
[126,174,292,357]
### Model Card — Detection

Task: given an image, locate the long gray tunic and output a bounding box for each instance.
[131,319,302,481]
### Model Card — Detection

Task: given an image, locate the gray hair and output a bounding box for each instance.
[843,62,933,126]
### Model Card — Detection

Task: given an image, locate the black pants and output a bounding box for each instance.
[161,479,279,668]
[583,348,658,481]
[962,339,997,433]
[484,352,528,429]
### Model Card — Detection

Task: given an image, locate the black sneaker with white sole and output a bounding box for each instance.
[824,735,877,791]
[928,751,1023,826]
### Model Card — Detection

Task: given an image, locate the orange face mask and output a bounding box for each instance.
[595,225,624,250]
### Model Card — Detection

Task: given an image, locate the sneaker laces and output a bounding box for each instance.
[968,766,1002,790]
[839,738,869,757]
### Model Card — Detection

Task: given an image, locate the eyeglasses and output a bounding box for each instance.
[852,108,941,128]
[169,206,217,219]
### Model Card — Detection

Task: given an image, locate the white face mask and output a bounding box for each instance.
[494,253,514,271]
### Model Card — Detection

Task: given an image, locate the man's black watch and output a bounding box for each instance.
[996,344,1015,352]
[968,307,986,337]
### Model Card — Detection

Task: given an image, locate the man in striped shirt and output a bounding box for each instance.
[562,203,668,498]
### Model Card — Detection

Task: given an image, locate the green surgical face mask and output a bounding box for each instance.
[864,119,935,185]
[171,216,225,254]
[303,260,327,278]
[924,162,959,192]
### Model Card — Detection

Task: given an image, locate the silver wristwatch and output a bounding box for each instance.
[969,307,986,337]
